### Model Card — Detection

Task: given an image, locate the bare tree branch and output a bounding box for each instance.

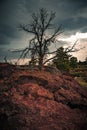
[65,40,85,53]
[43,55,57,65]
[65,40,78,53]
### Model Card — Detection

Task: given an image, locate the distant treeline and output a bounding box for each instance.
[78,61,87,65]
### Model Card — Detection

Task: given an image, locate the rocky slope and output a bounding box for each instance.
[0,63,87,130]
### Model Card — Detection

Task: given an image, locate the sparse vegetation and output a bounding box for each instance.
[75,77,87,87]
[70,62,87,87]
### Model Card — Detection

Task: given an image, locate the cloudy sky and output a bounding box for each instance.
[0,0,87,63]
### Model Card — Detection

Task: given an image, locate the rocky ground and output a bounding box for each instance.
[0,63,87,130]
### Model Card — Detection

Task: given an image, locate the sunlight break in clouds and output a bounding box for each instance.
[58,32,87,61]
[59,32,87,43]
[10,58,30,65]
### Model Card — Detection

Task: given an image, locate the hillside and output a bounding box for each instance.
[0,63,87,130]
[70,64,87,87]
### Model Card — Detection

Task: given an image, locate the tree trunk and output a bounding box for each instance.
[39,57,43,70]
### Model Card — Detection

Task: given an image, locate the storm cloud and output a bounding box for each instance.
[0,0,87,61]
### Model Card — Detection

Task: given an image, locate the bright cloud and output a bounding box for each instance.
[59,32,87,43]
[58,32,87,61]
[10,58,30,65]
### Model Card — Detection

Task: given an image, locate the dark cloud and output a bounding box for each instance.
[0,47,11,61]
[0,0,87,60]
[68,0,87,8]
[60,17,87,32]
[0,0,29,45]
[0,47,20,61]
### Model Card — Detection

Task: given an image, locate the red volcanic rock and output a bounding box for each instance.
[0,63,87,130]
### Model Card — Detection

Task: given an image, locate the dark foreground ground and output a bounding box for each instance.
[0,63,87,130]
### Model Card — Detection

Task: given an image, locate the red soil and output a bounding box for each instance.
[0,63,87,130]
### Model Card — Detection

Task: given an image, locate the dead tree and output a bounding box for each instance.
[15,8,63,70]
[12,8,83,70]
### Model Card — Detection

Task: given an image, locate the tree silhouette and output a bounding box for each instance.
[16,8,63,70]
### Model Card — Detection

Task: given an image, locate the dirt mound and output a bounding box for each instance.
[0,63,87,130]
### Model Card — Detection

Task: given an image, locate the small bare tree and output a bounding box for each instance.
[16,8,63,70]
